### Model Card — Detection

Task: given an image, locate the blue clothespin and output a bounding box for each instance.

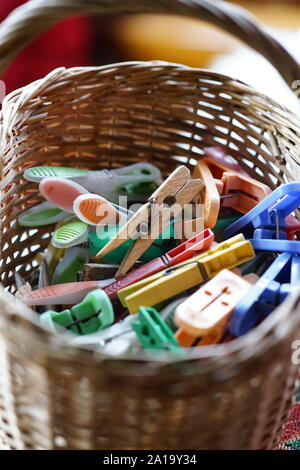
[223,183,300,253]
[229,253,300,336]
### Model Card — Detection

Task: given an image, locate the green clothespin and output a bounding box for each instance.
[52,220,89,248]
[52,246,88,284]
[214,215,241,231]
[89,223,176,263]
[40,289,114,335]
[132,306,182,353]
[18,201,69,227]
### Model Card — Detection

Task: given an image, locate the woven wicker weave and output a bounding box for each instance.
[0,0,300,450]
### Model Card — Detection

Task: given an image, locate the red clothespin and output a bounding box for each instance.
[104,228,214,299]
[204,146,248,175]
[173,269,252,347]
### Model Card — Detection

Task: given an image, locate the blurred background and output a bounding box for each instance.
[1,0,300,111]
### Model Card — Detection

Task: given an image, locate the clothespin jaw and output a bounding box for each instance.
[40,288,114,335]
[95,165,203,278]
[229,252,299,337]
[132,306,182,353]
[118,234,254,314]
[174,269,252,346]
[52,220,89,249]
[52,247,88,284]
[221,172,271,214]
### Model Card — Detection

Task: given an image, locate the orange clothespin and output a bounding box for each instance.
[95,166,203,278]
[221,172,271,214]
[194,156,271,219]
[174,269,252,347]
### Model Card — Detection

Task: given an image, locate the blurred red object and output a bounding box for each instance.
[1,0,94,94]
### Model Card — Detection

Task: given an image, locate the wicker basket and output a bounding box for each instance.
[0,0,300,450]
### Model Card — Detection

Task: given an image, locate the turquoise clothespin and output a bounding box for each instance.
[40,289,114,335]
[89,223,176,263]
[132,306,182,353]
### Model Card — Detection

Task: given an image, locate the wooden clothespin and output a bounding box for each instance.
[95,166,203,278]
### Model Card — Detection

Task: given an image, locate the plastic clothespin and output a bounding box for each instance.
[117,234,254,314]
[229,253,300,336]
[95,166,203,278]
[52,246,88,284]
[174,269,252,347]
[103,228,214,299]
[220,172,271,214]
[89,223,176,264]
[40,288,114,335]
[24,163,161,203]
[196,156,271,216]
[223,182,300,253]
[52,220,90,249]
[204,147,249,176]
[18,201,69,227]
[39,177,129,226]
[23,275,116,306]
[73,194,130,226]
[70,314,139,356]
[132,306,182,353]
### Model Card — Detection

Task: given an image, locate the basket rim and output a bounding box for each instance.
[1,60,300,123]
[0,283,299,370]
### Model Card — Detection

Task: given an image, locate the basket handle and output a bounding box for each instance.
[0,0,299,89]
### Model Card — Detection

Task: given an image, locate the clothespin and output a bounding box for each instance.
[18,201,69,227]
[174,269,252,347]
[70,314,140,356]
[89,223,176,264]
[194,157,271,224]
[95,166,203,278]
[52,220,89,249]
[23,276,116,306]
[223,182,300,253]
[40,177,89,212]
[40,288,114,335]
[117,234,254,314]
[229,253,300,336]
[24,162,161,204]
[103,228,214,299]
[40,177,130,226]
[203,147,249,176]
[73,193,129,226]
[132,306,183,353]
[52,247,88,284]
[220,172,271,214]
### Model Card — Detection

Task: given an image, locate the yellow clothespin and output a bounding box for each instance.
[174,269,252,347]
[118,234,254,314]
[96,166,203,278]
